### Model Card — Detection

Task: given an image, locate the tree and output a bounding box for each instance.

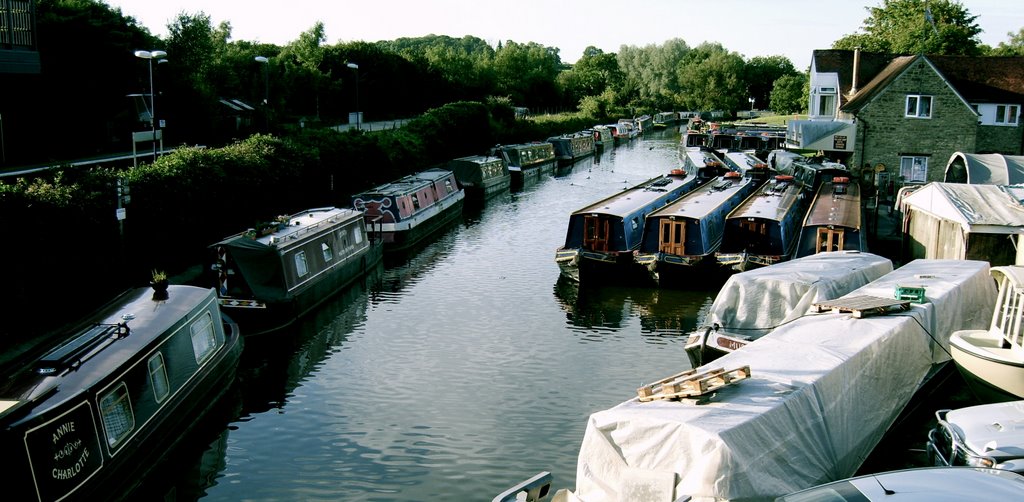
[987,28,1024,56]
[770,74,808,114]
[675,43,746,112]
[558,46,623,108]
[490,41,562,108]
[744,56,798,111]
[617,39,690,110]
[832,0,983,56]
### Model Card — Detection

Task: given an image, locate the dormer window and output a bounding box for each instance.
[816,87,837,116]
[906,95,932,118]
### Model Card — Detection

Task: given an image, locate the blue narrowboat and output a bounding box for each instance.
[716,174,811,271]
[635,162,771,285]
[210,206,383,334]
[492,142,556,187]
[0,285,242,501]
[555,166,719,283]
[795,176,865,258]
[352,168,465,252]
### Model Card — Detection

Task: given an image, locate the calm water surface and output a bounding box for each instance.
[142,129,722,501]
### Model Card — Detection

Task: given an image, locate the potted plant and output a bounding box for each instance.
[151,269,169,292]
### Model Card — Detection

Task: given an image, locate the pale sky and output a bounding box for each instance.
[103,0,1023,70]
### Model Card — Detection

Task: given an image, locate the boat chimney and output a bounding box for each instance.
[850,47,861,96]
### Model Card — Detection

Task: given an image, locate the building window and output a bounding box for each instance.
[996,105,1020,125]
[321,242,333,262]
[900,156,929,182]
[905,95,932,118]
[190,311,220,364]
[294,250,308,277]
[100,383,135,448]
[148,353,170,403]
[817,94,835,116]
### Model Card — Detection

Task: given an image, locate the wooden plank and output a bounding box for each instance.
[637,366,751,402]
[812,295,911,318]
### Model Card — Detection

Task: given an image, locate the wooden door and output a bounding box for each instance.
[815,227,845,253]
[659,219,686,255]
[584,216,610,251]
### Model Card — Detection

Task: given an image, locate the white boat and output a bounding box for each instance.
[927,400,1024,474]
[950,266,1024,401]
[775,467,1024,501]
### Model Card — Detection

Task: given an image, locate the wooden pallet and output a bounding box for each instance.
[811,295,911,318]
[637,366,751,402]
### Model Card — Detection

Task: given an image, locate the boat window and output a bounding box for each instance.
[338,229,350,249]
[148,353,170,403]
[322,242,334,262]
[412,194,420,210]
[294,250,309,277]
[352,225,363,245]
[100,382,135,448]
[190,311,220,365]
[445,180,454,194]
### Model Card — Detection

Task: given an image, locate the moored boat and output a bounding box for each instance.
[950,265,1024,401]
[493,142,557,186]
[927,400,1024,474]
[795,176,865,257]
[210,206,383,334]
[0,285,242,502]
[776,467,1024,501]
[590,125,614,150]
[555,166,717,284]
[353,168,465,252]
[547,132,595,166]
[652,111,676,129]
[447,154,510,200]
[683,250,893,366]
[715,173,811,271]
[634,164,771,286]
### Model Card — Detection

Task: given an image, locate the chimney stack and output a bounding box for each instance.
[851,47,861,96]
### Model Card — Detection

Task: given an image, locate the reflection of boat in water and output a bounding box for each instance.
[684,251,893,366]
[950,265,1024,402]
[555,167,716,284]
[210,206,383,335]
[0,285,242,502]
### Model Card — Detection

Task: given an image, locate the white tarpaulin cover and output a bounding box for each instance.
[902,182,1024,234]
[944,152,1024,185]
[707,251,894,337]
[563,260,996,502]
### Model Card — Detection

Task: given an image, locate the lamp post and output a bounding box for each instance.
[748,97,755,112]
[346,62,360,130]
[134,49,167,160]
[255,56,270,131]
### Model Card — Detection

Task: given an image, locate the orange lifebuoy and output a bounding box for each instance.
[775,174,794,181]
[724,171,741,178]
[671,168,687,176]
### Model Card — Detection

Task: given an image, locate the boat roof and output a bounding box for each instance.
[779,467,1024,500]
[945,400,1024,457]
[0,286,218,422]
[571,174,693,217]
[649,175,751,220]
[356,168,454,198]
[450,155,503,166]
[721,151,767,172]
[803,180,861,229]
[214,207,363,248]
[728,177,803,221]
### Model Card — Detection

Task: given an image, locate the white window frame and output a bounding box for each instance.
[294,250,309,277]
[148,353,170,403]
[190,311,220,364]
[900,156,929,182]
[100,382,135,448]
[817,93,836,117]
[321,242,333,262]
[905,95,932,118]
[996,104,1020,125]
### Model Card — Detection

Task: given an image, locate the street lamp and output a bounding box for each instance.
[748,97,755,111]
[346,62,360,130]
[134,49,167,160]
[255,56,270,131]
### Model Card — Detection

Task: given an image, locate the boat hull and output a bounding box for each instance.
[950,329,1024,401]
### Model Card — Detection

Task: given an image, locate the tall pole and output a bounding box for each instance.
[347,62,360,130]
[134,50,166,161]
[255,56,270,131]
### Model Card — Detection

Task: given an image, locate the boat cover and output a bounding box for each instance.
[559,259,997,502]
[943,152,1024,185]
[902,182,1024,234]
[216,236,290,302]
[706,251,893,338]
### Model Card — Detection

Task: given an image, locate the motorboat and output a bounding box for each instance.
[927,400,1024,473]
[775,467,1024,501]
[950,265,1024,401]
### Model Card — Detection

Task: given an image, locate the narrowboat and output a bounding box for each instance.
[679,145,725,173]
[590,125,614,150]
[635,164,771,286]
[610,122,635,145]
[795,176,865,258]
[634,114,653,134]
[547,132,595,166]
[715,173,811,271]
[493,142,556,186]
[684,250,893,366]
[555,166,716,284]
[352,168,465,252]
[681,118,709,149]
[210,206,383,334]
[446,154,510,200]
[652,111,677,129]
[0,285,242,502]
[777,467,1024,501]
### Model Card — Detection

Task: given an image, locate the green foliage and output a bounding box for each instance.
[986,28,1024,56]
[744,56,799,110]
[770,74,808,114]
[832,0,983,55]
[676,43,748,112]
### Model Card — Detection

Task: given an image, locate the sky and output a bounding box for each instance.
[102,0,1023,70]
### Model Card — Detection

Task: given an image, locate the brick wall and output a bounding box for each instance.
[976,124,1024,155]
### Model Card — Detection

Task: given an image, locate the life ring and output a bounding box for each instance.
[775,174,794,181]
[670,168,687,176]
[724,171,742,178]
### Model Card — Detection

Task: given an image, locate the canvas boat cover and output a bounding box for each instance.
[902,182,1024,234]
[558,259,996,502]
[705,251,893,338]
[944,152,1024,185]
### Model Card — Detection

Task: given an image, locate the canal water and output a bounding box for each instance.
[135,128,977,501]
[135,128,720,501]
